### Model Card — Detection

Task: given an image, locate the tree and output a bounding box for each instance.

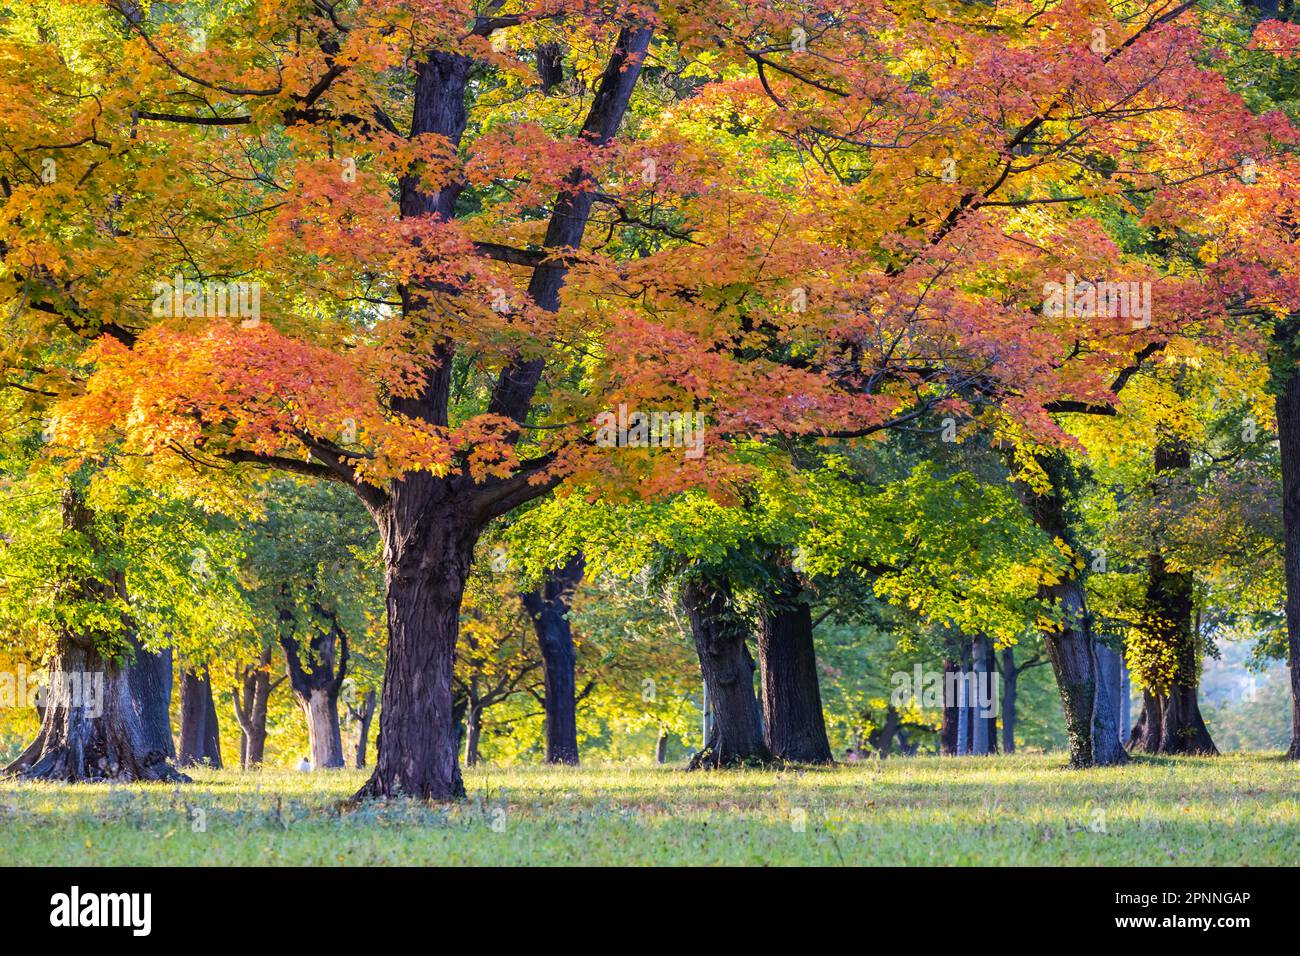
[231,642,283,769]
[239,479,382,770]
[520,554,584,764]
[178,665,223,768]
[755,559,833,763]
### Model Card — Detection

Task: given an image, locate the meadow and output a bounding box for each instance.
[2,754,1295,867]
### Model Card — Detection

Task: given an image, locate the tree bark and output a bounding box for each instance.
[1096,639,1124,750]
[521,554,583,765]
[128,639,174,760]
[971,635,992,756]
[347,688,377,769]
[655,728,669,764]
[464,704,483,767]
[353,485,479,801]
[956,682,969,756]
[1274,329,1300,759]
[940,658,960,755]
[178,667,222,768]
[1000,648,1017,754]
[756,579,833,764]
[1020,452,1127,767]
[1119,658,1131,745]
[681,576,770,768]
[5,637,186,782]
[232,644,277,769]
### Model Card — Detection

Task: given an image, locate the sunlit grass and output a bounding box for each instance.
[0,754,1295,865]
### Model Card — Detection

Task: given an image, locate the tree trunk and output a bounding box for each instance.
[681,576,770,768]
[521,554,583,765]
[1000,648,1017,754]
[1274,332,1300,759]
[655,728,668,764]
[5,637,187,782]
[349,688,377,769]
[353,490,477,801]
[232,645,276,769]
[1119,658,1131,745]
[870,704,902,758]
[464,704,482,767]
[178,667,222,768]
[1096,639,1124,750]
[128,639,175,760]
[300,689,342,769]
[941,658,960,755]
[756,583,833,764]
[346,29,650,800]
[202,670,222,766]
[1037,578,1127,767]
[1020,452,1126,767]
[956,683,969,756]
[280,600,349,771]
[971,635,992,755]
[1130,690,1161,751]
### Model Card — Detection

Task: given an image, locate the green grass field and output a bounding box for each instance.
[1,754,1296,866]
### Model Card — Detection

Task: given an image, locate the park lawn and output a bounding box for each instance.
[0,753,1295,866]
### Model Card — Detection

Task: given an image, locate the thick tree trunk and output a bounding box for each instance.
[1000,648,1017,754]
[354,489,478,801]
[128,639,174,760]
[681,577,770,768]
[756,585,833,764]
[5,637,187,782]
[202,673,222,766]
[303,689,344,769]
[655,728,668,764]
[1119,659,1131,745]
[1038,579,1127,767]
[940,658,960,755]
[1096,640,1124,749]
[1275,335,1300,758]
[1130,690,1161,751]
[178,667,222,768]
[521,554,583,765]
[1274,356,1300,754]
[1020,452,1126,767]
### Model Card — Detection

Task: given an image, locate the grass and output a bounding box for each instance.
[0,753,1296,866]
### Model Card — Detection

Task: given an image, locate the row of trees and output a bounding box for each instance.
[2,0,1300,798]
